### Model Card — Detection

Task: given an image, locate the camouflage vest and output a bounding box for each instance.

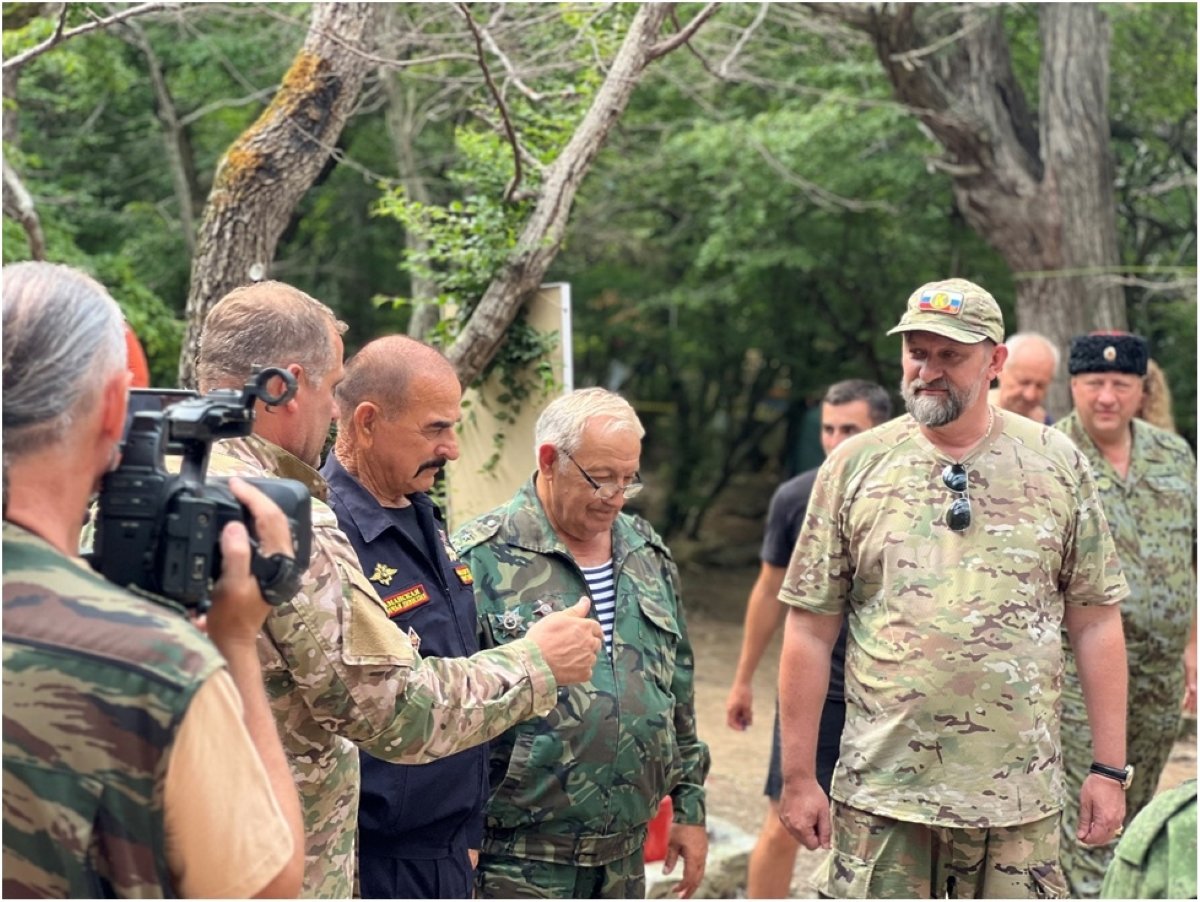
[2,522,224,898]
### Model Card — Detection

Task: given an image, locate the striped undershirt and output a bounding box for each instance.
[580,559,616,654]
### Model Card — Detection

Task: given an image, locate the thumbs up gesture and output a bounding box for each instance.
[525,596,602,684]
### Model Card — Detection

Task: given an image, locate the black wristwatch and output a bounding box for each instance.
[1089,761,1134,790]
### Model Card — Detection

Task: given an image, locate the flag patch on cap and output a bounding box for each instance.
[919,289,965,316]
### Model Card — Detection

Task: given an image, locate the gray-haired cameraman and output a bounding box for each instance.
[2,261,303,897]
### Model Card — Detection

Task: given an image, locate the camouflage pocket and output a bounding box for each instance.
[486,728,563,829]
[634,592,680,691]
[810,848,875,898]
[1028,861,1069,900]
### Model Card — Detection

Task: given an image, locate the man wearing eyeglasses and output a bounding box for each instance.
[1055,332,1197,898]
[455,388,711,899]
[776,278,1130,899]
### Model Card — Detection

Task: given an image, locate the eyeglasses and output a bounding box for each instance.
[941,463,971,532]
[565,452,643,501]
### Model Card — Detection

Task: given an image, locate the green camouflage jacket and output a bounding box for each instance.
[454,477,710,866]
[780,410,1128,827]
[207,437,559,897]
[1056,413,1197,662]
[1101,778,1197,899]
[3,521,223,897]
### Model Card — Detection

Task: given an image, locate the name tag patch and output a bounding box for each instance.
[918,289,964,316]
[383,583,430,617]
[454,565,474,586]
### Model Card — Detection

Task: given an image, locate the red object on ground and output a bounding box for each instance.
[644,796,673,862]
[124,322,150,387]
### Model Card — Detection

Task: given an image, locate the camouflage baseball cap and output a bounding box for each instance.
[886,278,1005,345]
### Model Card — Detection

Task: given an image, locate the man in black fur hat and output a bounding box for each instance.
[1056,332,1198,898]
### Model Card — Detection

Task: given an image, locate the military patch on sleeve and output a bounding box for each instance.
[382,583,430,617]
[919,288,965,316]
[454,564,474,586]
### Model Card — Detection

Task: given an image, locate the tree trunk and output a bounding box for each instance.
[815,3,1125,416]
[177,2,380,387]
[445,2,683,387]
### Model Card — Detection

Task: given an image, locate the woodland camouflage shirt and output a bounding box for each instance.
[454,477,710,866]
[1056,413,1197,662]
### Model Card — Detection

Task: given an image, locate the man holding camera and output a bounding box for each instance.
[197,281,603,898]
[2,262,304,898]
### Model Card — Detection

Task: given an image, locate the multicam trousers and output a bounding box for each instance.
[812,802,1067,899]
[475,848,645,899]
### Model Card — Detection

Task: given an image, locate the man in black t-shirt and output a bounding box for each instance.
[725,379,891,899]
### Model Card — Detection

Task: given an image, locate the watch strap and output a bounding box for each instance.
[1089,761,1132,788]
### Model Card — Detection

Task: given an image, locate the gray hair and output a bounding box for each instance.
[534,388,645,465]
[823,379,892,426]
[3,261,127,458]
[1005,331,1061,372]
[196,280,347,392]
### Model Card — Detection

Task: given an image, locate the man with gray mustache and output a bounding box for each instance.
[776,278,1129,899]
[318,334,584,899]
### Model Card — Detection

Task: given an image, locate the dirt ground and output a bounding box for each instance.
[674,471,1198,895]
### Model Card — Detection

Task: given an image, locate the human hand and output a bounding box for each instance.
[1077,774,1127,846]
[524,596,601,684]
[662,822,707,898]
[725,681,753,731]
[207,477,294,652]
[778,777,832,850]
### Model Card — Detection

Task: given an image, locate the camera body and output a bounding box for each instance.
[90,367,312,610]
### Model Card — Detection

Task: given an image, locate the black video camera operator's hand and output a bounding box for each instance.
[206,477,296,652]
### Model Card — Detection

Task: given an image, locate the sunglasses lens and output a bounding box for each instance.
[947,497,972,532]
[942,464,968,493]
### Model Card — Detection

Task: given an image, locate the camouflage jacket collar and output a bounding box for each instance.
[499,475,650,565]
[216,435,330,504]
[1057,411,1177,482]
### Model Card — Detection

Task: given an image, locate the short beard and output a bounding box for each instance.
[901,376,979,427]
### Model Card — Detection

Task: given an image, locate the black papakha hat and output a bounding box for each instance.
[1067,332,1149,376]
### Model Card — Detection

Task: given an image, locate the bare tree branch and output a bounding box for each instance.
[3,2,175,74]
[717,1,768,77]
[2,157,47,260]
[457,2,524,204]
[648,3,722,62]
[475,13,543,102]
[121,20,199,253]
[750,137,899,214]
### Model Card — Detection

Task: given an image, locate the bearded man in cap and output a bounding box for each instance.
[776,278,1130,899]
[1055,332,1197,898]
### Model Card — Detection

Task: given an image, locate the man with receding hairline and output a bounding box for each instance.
[198,283,603,897]
[320,335,526,898]
[989,331,1060,424]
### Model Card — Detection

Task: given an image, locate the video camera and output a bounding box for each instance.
[89,367,312,610]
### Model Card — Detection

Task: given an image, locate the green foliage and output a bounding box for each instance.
[3,1,1194,540]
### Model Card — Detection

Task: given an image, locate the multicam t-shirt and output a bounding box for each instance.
[780,409,1127,827]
